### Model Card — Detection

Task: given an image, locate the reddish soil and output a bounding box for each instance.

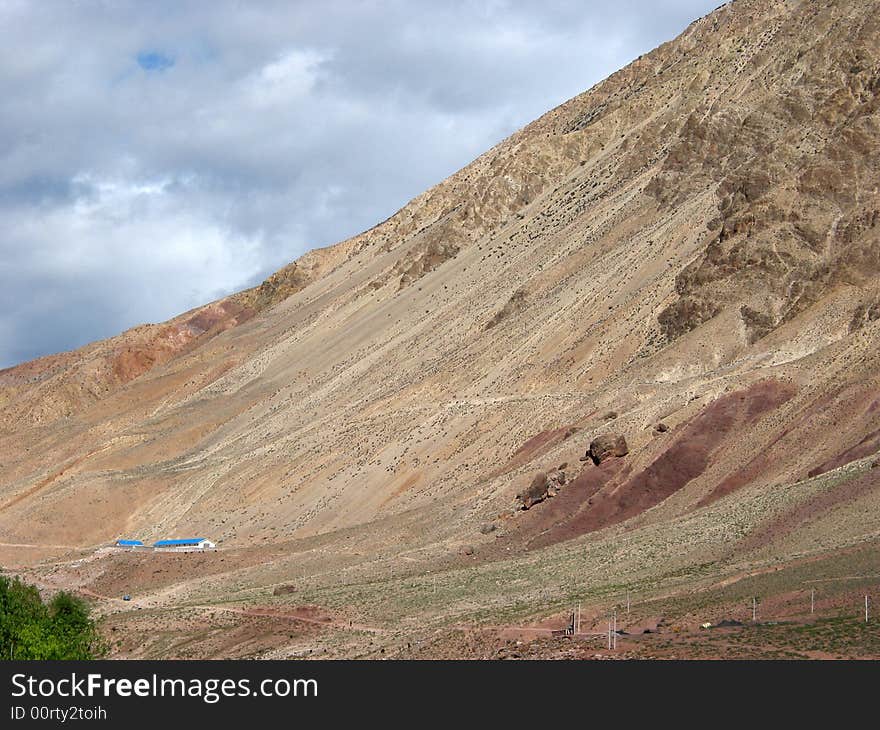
[522,380,796,547]
[111,346,162,382]
[522,459,628,549]
[110,302,254,384]
[701,386,843,503]
[611,379,794,518]
[706,382,880,505]
[186,301,254,335]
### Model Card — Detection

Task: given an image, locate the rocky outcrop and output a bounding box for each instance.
[235,262,312,311]
[547,468,566,495]
[850,298,880,333]
[392,238,460,289]
[653,5,880,346]
[516,467,567,510]
[516,472,550,510]
[582,434,629,465]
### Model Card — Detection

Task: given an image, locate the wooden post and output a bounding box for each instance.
[627,590,630,615]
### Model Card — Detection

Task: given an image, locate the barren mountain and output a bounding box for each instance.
[3,0,880,658]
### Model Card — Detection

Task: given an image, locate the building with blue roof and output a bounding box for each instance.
[116,539,144,547]
[153,538,216,550]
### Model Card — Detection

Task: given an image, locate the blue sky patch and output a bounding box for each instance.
[136,51,174,72]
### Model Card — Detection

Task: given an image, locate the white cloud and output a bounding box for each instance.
[15,175,264,286]
[248,49,327,107]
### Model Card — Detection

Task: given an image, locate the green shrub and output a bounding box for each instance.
[0,574,104,659]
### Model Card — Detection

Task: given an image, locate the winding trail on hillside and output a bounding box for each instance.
[0,444,114,513]
[0,541,82,549]
[19,570,389,635]
[191,604,389,634]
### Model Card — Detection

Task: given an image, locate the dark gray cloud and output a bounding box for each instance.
[0,0,719,368]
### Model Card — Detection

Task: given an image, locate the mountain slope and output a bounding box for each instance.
[3,0,880,658]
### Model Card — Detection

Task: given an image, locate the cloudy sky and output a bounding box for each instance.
[0,0,719,369]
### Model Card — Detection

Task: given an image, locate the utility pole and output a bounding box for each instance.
[627,590,630,615]
[866,595,869,623]
[613,609,618,650]
[752,597,757,623]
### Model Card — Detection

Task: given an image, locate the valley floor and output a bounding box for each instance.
[8,509,880,660]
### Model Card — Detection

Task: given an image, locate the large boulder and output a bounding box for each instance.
[516,472,550,510]
[515,467,569,510]
[582,434,629,465]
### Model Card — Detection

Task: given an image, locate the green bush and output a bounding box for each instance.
[0,574,104,659]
